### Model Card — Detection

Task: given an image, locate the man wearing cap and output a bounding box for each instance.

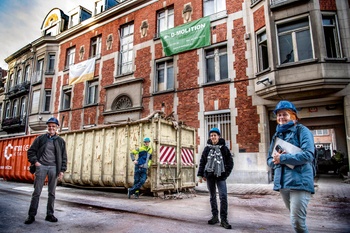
[128,137,153,199]
[24,117,67,224]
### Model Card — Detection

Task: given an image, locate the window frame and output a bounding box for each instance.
[256,29,269,72]
[118,23,134,75]
[157,6,174,35]
[43,90,51,112]
[65,47,76,69]
[276,15,314,65]
[154,58,174,93]
[85,79,99,105]
[204,44,228,83]
[47,53,56,74]
[90,36,102,59]
[322,13,342,58]
[20,97,26,120]
[203,0,226,17]
[31,90,40,114]
[61,87,72,111]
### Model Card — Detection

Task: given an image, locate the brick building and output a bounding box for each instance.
[2,0,350,183]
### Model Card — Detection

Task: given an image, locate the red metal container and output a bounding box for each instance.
[0,135,38,182]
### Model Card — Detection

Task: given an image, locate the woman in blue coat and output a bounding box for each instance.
[267,100,315,233]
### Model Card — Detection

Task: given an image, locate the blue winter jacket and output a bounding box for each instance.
[267,123,315,194]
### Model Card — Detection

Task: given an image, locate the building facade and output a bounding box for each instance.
[2,0,350,183]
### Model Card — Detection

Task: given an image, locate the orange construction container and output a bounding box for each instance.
[0,135,38,182]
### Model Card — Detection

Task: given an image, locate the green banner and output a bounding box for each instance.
[160,17,211,56]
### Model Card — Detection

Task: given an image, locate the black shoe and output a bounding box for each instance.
[135,191,139,199]
[221,219,232,229]
[24,216,35,224]
[208,215,219,225]
[45,215,58,222]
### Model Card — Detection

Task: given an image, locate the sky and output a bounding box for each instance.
[0,0,94,70]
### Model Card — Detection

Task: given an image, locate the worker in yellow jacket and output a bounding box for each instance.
[128,137,153,198]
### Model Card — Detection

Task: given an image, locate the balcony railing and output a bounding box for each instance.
[1,117,23,127]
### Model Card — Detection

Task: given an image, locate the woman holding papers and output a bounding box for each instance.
[267,100,315,233]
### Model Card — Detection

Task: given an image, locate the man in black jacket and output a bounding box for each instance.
[24,117,67,224]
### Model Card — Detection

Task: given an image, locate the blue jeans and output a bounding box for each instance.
[28,165,57,217]
[129,167,147,194]
[280,189,311,233]
[206,178,228,220]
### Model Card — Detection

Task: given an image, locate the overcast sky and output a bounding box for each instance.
[0,0,94,70]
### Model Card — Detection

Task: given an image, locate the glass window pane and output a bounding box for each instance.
[219,54,228,79]
[279,34,294,64]
[206,57,215,82]
[167,66,174,89]
[296,30,312,60]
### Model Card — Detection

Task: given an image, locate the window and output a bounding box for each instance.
[24,65,30,82]
[16,69,22,85]
[0,103,2,123]
[61,87,72,110]
[204,111,231,149]
[90,36,102,58]
[203,0,226,17]
[5,102,10,118]
[20,97,26,120]
[12,99,18,117]
[312,129,329,136]
[65,47,76,69]
[277,17,313,64]
[112,95,132,110]
[47,54,55,74]
[8,73,14,90]
[95,0,104,15]
[257,31,269,72]
[33,59,43,83]
[44,90,51,112]
[155,60,174,92]
[157,7,174,35]
[70,13,79,28]
[119,23,134,75]
[322,14,342,58]
[86,80,98,105]
[205,45,228,83]
[31,90,40,114]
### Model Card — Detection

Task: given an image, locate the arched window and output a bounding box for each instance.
[112,95,132,110]
[20,97,26,119]
[12,99,18,117]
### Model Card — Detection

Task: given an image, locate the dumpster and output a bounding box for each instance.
[0,135,37,182]
[59,112,197,196]
[0,113,197,195]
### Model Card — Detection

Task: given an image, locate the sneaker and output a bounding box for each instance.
[135,190,139,199]
[208,215,219,225]
[45,215,58,222]
[221,219,232,229]
[24,216,35,224]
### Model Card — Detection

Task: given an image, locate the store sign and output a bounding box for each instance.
[160,17,211,56]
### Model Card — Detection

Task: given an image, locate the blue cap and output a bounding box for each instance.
[46,117,59,126]
[209,127,220,136]
[143,137,150,142]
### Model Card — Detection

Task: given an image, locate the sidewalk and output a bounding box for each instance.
[196,182,276,195]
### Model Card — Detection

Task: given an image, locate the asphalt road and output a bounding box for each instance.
[0,174,349,233]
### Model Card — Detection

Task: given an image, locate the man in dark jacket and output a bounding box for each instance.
[197,127,234,229]
[24,117,67,224]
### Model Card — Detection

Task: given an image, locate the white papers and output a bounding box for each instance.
[273,137,303,169]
